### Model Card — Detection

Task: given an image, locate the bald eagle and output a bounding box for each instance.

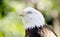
[19,7,58,37]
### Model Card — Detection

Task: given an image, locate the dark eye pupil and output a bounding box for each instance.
[28,11,32,13]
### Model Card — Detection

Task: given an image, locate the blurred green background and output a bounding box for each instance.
[0,0,60,37]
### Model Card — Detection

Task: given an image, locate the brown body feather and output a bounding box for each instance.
[25,25,58,37]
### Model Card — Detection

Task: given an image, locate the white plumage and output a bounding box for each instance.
[21,7,45,29]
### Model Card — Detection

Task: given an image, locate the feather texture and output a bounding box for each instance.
[25,25,58,37]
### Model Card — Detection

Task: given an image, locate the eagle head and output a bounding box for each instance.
[19,7,45,29]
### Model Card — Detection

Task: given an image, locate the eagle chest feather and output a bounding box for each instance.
[25,25,57,37]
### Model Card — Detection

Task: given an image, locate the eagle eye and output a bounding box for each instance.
[27,11,32,14]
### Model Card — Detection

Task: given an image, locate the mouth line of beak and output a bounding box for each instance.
[19,14,25,17]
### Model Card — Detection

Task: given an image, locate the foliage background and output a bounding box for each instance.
[0,0,60,37]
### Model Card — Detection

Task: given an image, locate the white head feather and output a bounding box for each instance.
[20,7,45,29]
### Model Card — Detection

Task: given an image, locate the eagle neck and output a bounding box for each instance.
[24,22,45,30]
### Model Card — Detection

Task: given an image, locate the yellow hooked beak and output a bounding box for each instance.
[19,12,25,17]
